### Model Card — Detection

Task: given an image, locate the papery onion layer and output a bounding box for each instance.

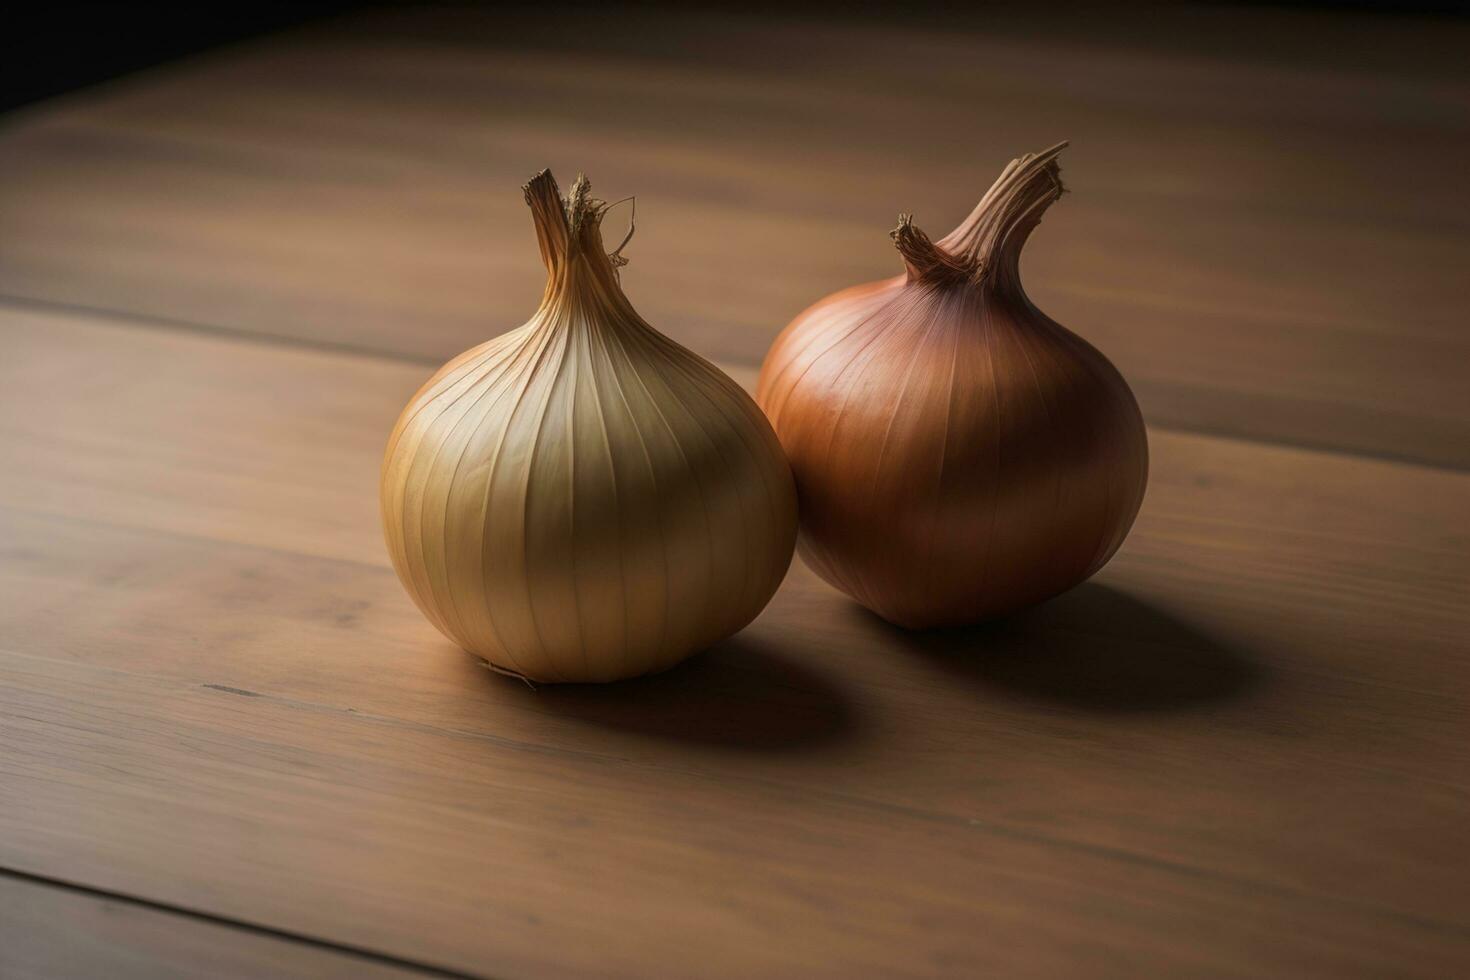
[383,172,798,682]
[757,144,1147,629]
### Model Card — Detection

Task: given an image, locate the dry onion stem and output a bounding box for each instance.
[757,143,1148,628]
[383,170,797,682]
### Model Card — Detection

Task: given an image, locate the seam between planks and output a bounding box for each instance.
[0,865,488,980]
[2,290,1466,475]
[3,640,1467,944]
[0,292,443,369]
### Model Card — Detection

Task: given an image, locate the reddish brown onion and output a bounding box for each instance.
[756,143,1147,628]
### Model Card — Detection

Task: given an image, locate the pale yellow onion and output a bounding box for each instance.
[382,170,798,683]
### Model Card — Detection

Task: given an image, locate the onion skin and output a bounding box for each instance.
[383,171,797,682]
[756,143,1147,629]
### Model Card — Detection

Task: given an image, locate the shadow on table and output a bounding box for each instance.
[858,582,1262,713]
[490,636,857,753]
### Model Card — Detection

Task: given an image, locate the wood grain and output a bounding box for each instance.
[3,4,1470,975]
[6,644,1457,980]
[1,304,1467,975]
[1,6,1467,465]
[0,873,432,980]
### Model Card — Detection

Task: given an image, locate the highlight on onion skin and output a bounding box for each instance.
[382,170,798,683]
[756,142,1148,629]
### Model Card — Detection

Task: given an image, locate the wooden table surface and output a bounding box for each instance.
[2,5,1467,977]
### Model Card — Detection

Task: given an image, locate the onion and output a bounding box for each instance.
[382,170,798,682]
[756,143,1147,629]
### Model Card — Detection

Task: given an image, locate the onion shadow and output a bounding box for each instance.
[489,635,858,753]
[863,582,1263,713]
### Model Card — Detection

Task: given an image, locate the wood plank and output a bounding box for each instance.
[3,648,1465,980]
[2,305,1467,974]
[1,6,1467,465]
[0,873,434,980]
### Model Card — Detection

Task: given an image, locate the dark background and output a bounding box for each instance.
[4,4,354,112]
[7,2,1468,114]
